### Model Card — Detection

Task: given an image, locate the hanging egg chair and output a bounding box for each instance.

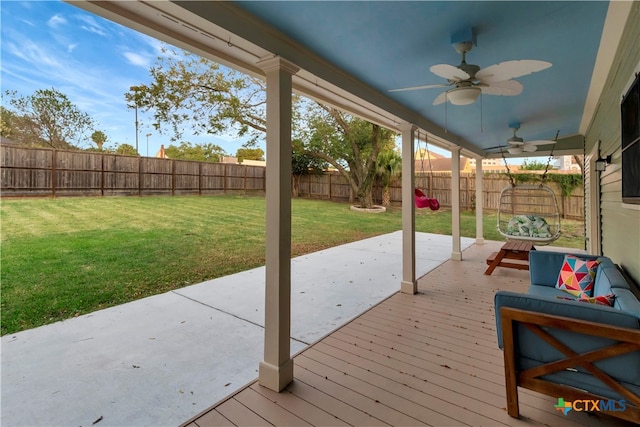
[414,189,440,210]
[497,184,561,245]
[414,131,440,211]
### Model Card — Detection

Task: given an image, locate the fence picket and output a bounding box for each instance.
[0,145,583,220]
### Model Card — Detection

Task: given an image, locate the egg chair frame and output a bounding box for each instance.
[496,135,562,245]
[497,184,561,244]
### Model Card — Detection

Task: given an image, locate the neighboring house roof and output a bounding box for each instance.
[415,157,467,172]
[155,144,169,158]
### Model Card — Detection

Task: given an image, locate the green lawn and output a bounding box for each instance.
[0,195,585,335]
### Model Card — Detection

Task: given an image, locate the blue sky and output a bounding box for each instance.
[2,0,535,164]
[1,0,244,157]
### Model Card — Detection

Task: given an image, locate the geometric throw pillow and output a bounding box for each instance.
[578,293,616,307]
[555,255,600,298]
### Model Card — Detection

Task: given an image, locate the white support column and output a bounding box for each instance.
[256,56,299,392]
[475,158,485,245]
[451,147,462,261]
[399,123,417,294]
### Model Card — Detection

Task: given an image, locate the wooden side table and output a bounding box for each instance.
[484,240,536,275]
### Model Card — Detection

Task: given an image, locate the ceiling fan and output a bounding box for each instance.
[486,123,558,155]
[389,40,552,106]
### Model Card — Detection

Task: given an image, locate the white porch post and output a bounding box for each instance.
[451,147,462,260]
[475,158,485,244]
[400,124,417,294]
[257,56,299,392]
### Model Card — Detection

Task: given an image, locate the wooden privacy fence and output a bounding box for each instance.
[0,145,265,197]
[1,145,584,220]
[295,171,584,220]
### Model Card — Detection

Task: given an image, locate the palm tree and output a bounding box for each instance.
[376,150,402,207]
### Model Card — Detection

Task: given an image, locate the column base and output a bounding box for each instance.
[451,251,463,261]
[258,358,294,392]
[475,238,485,245]
[401,280,417,294]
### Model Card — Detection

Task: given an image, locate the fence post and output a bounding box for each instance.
[138,157,142,196]
[101,154,105,197]
[198,162,202,196]
[171,159,176,196]
[465,175,470,210]
[51,149,57,198]
[244,165,248,192]
[223,164,227,193]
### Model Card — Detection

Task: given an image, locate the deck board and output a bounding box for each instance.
[249,383,349,427]
[183,241,631,427]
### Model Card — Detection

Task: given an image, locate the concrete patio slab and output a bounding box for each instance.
[1,231,473,427]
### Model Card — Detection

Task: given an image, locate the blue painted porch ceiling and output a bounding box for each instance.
[235,1,609,151]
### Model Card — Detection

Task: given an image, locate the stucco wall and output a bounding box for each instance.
[585,2,640,284]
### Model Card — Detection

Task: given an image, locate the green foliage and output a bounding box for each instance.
[376,149,402,189]
[236,147,264,162]
[164,141,227,162]
[520,160,548,170]
[114,143,139,156]
[301,105,396,208]
[3,88,95,149]
[125,46,269,145]
[129,44,396,208]
[90,130,108,149]
[507,172,583,196]
[291,146,326,175]
[549,174,583,196]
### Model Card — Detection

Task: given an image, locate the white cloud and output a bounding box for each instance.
[47,14,67,29]
[123,52,151,68]
[76,14,108,37]
[67,43,78,53]
[19,18,35,27]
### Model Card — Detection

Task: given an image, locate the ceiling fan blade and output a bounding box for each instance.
[432,91,448,105]
[388,83,448,92]
[525,139,557,146]
[476,60,552,83]
[480,79,523,96]
[430,64,470,81]
[485,144,509,151]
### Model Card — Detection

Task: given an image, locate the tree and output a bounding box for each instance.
[300,105,396,208]
[124,46,269,146]
[376,149,402,207]
[114,144,139,156]
[3,88,95,149]
[236,147,264,162]
[291,144,327,197]
[521,160,548,170]
[164,141,227,162]
[90,130,108,150]
[130,45,395,208]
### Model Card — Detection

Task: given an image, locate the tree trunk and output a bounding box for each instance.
[382,188,391,207]
[292,175,299,197]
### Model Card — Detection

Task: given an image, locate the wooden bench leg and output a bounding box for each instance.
[501,311,520,418]
[485,250,505,275]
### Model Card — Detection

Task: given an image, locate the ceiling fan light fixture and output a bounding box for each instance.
[523,143,538,152]
[446,86,481,105]
[507,146,523,155]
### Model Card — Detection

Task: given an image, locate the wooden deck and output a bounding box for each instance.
[183,242,629,427]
